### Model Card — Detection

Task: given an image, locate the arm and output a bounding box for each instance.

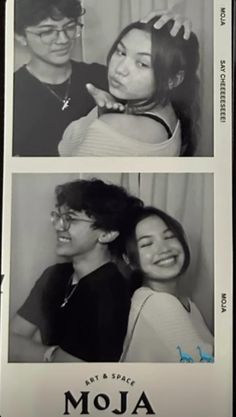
[9,314,47,362]
[10,314,86,363]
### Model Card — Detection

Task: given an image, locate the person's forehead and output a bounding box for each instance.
[120,29,151,54]
[27,16,75,30]
[136,215,167,236]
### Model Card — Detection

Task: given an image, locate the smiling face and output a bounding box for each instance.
[20,17,77,66]
[135,215,185,281]
[108,29,155,101]
[52,206,101,259]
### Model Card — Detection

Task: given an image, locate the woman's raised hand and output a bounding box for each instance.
[86,83,125,111]
[141,10,192,40]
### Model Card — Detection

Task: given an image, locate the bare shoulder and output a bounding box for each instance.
[99,113,169,144]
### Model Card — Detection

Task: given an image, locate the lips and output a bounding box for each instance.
[109,76,124,89]
[154,255,177,267]
[57,234,71,244]
[53,48,70,56]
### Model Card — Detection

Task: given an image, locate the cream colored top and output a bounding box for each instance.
[58,107,181,157]
[120,287,214,363]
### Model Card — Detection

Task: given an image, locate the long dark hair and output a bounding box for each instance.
[107,17,200,156]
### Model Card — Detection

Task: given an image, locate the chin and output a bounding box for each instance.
[108,87,127,100]
[52,57,71,66]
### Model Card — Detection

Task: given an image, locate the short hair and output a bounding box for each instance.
[107,17,200,155]
[55,178,143,255]
[15,0,85,34]
[124,205,191,277]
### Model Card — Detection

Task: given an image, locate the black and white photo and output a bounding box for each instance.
[9,173,214,363]
[13,0,213,157]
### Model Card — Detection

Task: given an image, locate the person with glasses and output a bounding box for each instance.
[13,0,108,156]
[9,178,143,362]
[13,0,191,156]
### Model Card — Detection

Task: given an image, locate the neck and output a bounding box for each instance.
[144,276,179,296]
[72,248,112,283]
[27,58,72,84]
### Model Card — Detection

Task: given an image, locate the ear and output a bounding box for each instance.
[98,230,119,244]
[15,33,28,47]
[168,70,185,90]
[122,253,130,265]
[122,253,135,270]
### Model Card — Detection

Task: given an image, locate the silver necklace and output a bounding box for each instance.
[60,276,79,308]
[44,76,72,111]
[26,66,72,111]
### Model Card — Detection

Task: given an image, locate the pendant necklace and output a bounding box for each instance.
[26,65,72,111]
[60,275,79,308]
[44,76,72,111]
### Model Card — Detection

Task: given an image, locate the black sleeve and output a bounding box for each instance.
[17,266,52,327]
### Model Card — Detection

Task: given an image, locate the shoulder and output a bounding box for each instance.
[38,263,73,285]
[89,263,128,294]
[14,66,31,91]
[14,65,27,79]
[71,60,107,86]
[99,113,169,144]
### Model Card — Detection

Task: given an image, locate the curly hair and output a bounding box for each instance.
[15,0,85,34]
[107,17,200,156]
[55,178,143,255]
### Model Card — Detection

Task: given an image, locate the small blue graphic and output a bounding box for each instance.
[196,346,214,362]
[176,346,194,362]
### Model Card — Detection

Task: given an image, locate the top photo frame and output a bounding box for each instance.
[12,0,213,157]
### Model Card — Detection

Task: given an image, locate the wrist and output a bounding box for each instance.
[43,345,59,362]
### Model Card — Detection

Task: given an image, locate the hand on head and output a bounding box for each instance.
[141,9,192,40]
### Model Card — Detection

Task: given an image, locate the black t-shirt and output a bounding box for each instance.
[18,262,130,362]
[13,61,107,156]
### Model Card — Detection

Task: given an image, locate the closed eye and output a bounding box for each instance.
[63,214,78,222]
[136,61,151,68]
[164,233,175,240]
[115,45,126,56]
[139,241,153,248]
[38,29,54,36]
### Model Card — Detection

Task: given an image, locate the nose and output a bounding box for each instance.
[53,217,65,231]
[154,240,170,254]
[56,29,69,44]
[115,57,130,76]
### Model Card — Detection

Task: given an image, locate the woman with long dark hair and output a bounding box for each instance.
[59,17,200,156]
[120,206,213,362]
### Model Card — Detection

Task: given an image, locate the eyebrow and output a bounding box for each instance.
[137,235,152,242]
[36,21,75,29]
[137,228,173,242]
[118,40,151,57]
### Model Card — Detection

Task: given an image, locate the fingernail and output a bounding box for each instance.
[170,29,177,37]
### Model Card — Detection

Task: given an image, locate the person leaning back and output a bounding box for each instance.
[9,178,143,362]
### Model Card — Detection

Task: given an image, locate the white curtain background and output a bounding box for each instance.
[14,0,213,156]
[10,173,214,332]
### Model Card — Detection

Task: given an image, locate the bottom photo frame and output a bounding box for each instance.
[0,172,231,417]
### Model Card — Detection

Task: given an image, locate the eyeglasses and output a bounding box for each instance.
[50,210,93,231]
[26,22,84,45]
